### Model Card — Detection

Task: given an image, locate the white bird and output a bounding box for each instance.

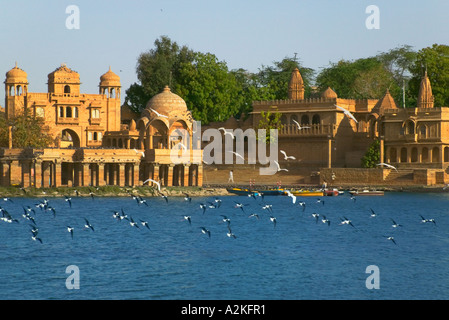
[376,163,398,172]
[312,212,320,223]
[227,151,244,161]
[335,104,358,123]
[339,217,355,228]
[285,190,297,204]
[218,127,235,139]
[274,160,288,172]
[386,236,397,245]
[391,219,402,228]
[292,119,311,130]
[226,226,237,239]
[200,227,211,238]
[150,108,168,118]
[67,226,74,239]
[269,216,277,228]
[280,150,296,160]
[134,149,145,157]
[321,215,331,226]
[143,178,161,192]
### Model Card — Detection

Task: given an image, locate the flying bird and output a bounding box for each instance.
[226,226,237,239]
[285,190,297,204]
[64,196,72,208]
[274,160,288,172]
[143,179,161,192]
[269,216,277,228]
[376,163,398,172]
[321,215,331,226]
[84,218,95,232]
[335,104,358,123]
[218,127,235,139]
[391,219,402,228]
[292,119,311,130]
[200,227,211,238]
[385,236,397,245]
[280,150,296,160]
[67,226,74,239]
[150,108,168,118]
[183,215,192,225]
[140,220,150,230]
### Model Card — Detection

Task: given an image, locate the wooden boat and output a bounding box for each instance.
[226,188,284,196]
[349,190,384,196]
[286,190,324,197]
[324,189,340,196]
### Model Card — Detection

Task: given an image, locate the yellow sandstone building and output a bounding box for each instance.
[1,64,202,188]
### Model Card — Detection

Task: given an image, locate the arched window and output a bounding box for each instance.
[59,106,64,118]
[16,85,22,96]
[66,106,72,118]
[419,125,427,138]
[422,147,429,162]
[74,107,79,118]
[64,85,71,94]
[301,115,310,125]
[93,132,98,141]
[110,88,115,99]
[432,147,440,163]
[389,148,397,163]
[280,115,288,125]
[406,120,415,134]
[400,147,407,162]
[411,147,418,163]
[312,114,320,125]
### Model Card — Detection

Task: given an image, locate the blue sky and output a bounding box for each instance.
[1,0,448,105]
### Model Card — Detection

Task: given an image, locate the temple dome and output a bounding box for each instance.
[100,67,121,87]
[372,89,398,115]
[5,63,28,83]
[145,86,188,117]
[322,87,338,99]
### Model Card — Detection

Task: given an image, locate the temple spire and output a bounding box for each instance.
[417,69,434,108]
[288,68,304,100]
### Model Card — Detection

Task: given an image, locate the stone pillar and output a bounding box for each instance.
[167,164,174,187]
[98,163,106,186]
[34,160,42,188]
[327,139,332,168]
[153,164,160,182]
[83,163,91,187]
[0,161,10,187]
[42,162,50,187]
[22,161,31,188]
[183,164,190,186]
[133,163,140,186]
[197,164,203,186]
[10,160,22,186]
[379,137,384,165]
[54,162,62,187]
[118,163,126,187]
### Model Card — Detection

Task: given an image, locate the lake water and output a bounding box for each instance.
[1,191,449,300]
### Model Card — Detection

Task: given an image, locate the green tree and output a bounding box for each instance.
[408,44,449,108]
[0,111,53,148]
[256,111,284,144]
[361,139,380,168]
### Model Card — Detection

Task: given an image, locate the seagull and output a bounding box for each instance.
[292,119,311,130]
[150,108,168,118]
[321,215,331,226]
[140,220,150,230]
[234,201,249,212]
[200,227,211,238]
[248,213,260,220]
[298,201,306,211]
[183,215,192,225]
[316,198,325,205]
[84,218,95,232]
[183,193,192,203]
[214,198,222,208]
[137,196,148,206]
[67,226,74,239]
[220,215,231,226]
[335,104,358,123]
[199,203,207,214]
[391,219,402,228]
[339,217,355,228]
[218,127,235,139]
[274,160,288,172]
[260,203,273,213]
[386,236,397,245]
[160,193,168,203]
[64,196,72,208]
[143,179,161,192]
[133,149,145,157]
[312,213,320,224]
[369,208,377,218]
[280,150,296,160]
[129,217,140,229]
[419,215,436,225]
[2,197,13,203]
[31,235,43,244]
[227,151,244,161]
[226,226,237,239]
[285,190,297,204]
[269,216,277,228]
[376,163,398,172]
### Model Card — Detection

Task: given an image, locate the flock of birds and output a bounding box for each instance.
[0,185,441,247]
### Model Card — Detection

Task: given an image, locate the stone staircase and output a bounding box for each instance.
[383,169,414,184]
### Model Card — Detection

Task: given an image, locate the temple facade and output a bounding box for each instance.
[1,64,203,188]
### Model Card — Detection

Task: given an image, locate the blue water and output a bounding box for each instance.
[1,191,449,300]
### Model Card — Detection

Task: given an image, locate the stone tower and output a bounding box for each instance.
[288,68,304,100]
[417,70,434,108]
[4,63,29,119]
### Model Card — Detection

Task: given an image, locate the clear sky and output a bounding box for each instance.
[1,0,448,105]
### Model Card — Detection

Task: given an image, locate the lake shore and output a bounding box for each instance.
[1,183,448,198]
